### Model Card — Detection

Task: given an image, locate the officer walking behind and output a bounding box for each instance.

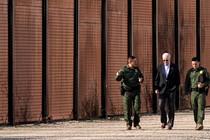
[155,53,180,130]
[184,57,210,130]
[115,56,144,130]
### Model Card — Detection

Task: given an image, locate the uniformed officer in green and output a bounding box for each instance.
[185,57,210,130]
[115,56,144,130]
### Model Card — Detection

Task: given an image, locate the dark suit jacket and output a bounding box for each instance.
[155,63,180,94]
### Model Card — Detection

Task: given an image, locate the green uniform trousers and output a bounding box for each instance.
[190,91,206,124]
[123,90,140,126]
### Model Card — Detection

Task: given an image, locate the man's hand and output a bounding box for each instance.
[184,94,189,101]
[155,89,159,94]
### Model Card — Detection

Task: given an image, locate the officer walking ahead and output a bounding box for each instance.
[185,57,210,130]
[115,56,144,130]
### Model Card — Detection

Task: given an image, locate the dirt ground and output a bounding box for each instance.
[1,109,210,140]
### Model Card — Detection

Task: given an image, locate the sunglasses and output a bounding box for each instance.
[163,60,168,62]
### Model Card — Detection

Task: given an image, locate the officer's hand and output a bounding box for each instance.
[138,78,144,83]
[155,89,159,94]
[116,72,119,76]
[198,82,204,88]
[116,71,123,76]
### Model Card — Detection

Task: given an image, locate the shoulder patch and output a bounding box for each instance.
[135,69,138,73]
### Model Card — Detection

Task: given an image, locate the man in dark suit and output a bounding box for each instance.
[155,53,180,130]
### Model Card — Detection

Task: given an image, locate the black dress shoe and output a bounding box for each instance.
[168,126,172,130]
[161,123,166,128]
[167,124,172,130]
[126,125,132,130]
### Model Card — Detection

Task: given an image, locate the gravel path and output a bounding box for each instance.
[1,109,210,140]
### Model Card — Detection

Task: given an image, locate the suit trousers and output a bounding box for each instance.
[123,90,140,126]
[159,91,175,127]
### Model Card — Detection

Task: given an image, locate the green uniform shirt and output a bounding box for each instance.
[115,65,143,90]
[185,66,210,94]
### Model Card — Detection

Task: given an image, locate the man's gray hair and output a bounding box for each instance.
[162,53,171,59]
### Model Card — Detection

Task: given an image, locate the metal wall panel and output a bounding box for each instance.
[106,0,128,115]
[0,0,8,124]
[47,0,74,120]
[157,0,175,63]
[157,0,179,109]
[0,0,7,4]
[13,0,42,123]
[133,0,153,112]
[78,0,102,118]
[201,0,210,106]
[179,0,196,109]
[0,0,207,125]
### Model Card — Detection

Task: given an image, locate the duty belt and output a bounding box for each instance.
[125,85,140,92]
[191,87,205,93]
[191,87,198,92]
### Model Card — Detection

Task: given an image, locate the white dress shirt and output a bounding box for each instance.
[164,63,170,78]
